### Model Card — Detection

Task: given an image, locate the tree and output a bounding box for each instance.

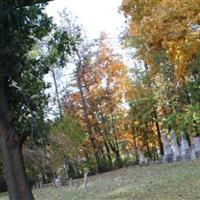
[49,114,86,178]
[0,2,79,199]
[0,2,52,199]
[121,0,200,80]
[121,0,200,151]
[61,32,131,170]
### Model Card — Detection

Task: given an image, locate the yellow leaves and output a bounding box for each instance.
[129,22,139,35]
[121,0,200,80]
[164,36,200,79]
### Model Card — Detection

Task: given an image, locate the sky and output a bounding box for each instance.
[45,0,132,117]
[46,0,125,39]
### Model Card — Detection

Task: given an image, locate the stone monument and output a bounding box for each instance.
[162,132,173,163]
[137,149,146,165]
[180,133,191,161]
[193,136,200,158]
[171,131,181,161]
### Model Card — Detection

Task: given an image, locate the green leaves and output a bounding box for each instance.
[52,115,86,145]
[0,2,54,144]
[47,10,83,68]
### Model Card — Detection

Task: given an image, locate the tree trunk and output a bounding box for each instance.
[0,135,34,200]
[51,67,62,118]
[104,142,113,169]
[108,141,122,168]
[75,60,102,173]
[133,133,139,163]
[153,111,164,156]
[0,63,34,200]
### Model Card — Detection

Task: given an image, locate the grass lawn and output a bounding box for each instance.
[1,159,200,200]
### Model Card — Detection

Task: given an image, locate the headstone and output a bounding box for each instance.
[190,146,196,160]
[35,175,43,190]
[83,172,88,190]
[162,133,173,163]
[35,182,39,189]
[136,144,148,164]
[193,136,200,158]
[137,149,147,165]
[180,133,191,161]
[39,181,43,189]
[69,178,73,190]
[171,131,181,161]
[55,178,62,188]
[60,169,66,185]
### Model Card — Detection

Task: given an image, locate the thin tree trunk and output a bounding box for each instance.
[145,123,151,159]
[132,130,139,162]
[108,141,122,168]
[51,67,62,118]
[104,142,113,169]
[153,110,164,156]
[75,60,101,172]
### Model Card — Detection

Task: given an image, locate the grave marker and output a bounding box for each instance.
[162,132,173,163]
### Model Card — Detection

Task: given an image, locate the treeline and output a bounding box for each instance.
[0,1,199,199]
[48,0,200,177]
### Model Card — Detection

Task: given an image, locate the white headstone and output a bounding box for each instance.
[55,178,62,188]
[193,136,200,158]
[180,133,191,160]
[193,137,200,151]
[137,149,146,165]
[163,133,172,156]
[180,134,189,152]
[69,178,73,188]
[83,172,88,190]
[162,132,173,163]
[171,131,180,157]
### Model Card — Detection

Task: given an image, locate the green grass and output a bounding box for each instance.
[1,160,200,200]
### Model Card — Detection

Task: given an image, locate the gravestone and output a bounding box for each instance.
[162,133,173,163]
[193,136,200,158]
[180,133,191,161]
[69,178,73,188]
[55,178,62,188]
[136,144,147,165]
[39,180,43,189]
[83,172,88,190]
[171,131,181,161]
[35,175,43,190]
[137,149,146,165]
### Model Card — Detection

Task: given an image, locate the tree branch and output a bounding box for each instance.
[4,0,52,7]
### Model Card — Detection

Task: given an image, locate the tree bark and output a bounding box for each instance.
[108,141,122,168]
[0,135,34,200]
[51,67,62,118]
[153,110,164,156]
[75,59,102,173]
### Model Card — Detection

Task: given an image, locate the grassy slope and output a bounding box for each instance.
[1,160,200,200]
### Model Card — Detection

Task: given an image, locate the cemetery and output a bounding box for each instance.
[1,131,200,200]
[138,131,200,165]
[1,158,200,200]
[0,0,200,200]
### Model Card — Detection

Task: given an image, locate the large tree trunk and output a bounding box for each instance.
[0,135,34,200]
[0,65,34,199]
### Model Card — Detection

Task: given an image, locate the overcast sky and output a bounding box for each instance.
[46,0,125,39]
[45,0,132,118]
